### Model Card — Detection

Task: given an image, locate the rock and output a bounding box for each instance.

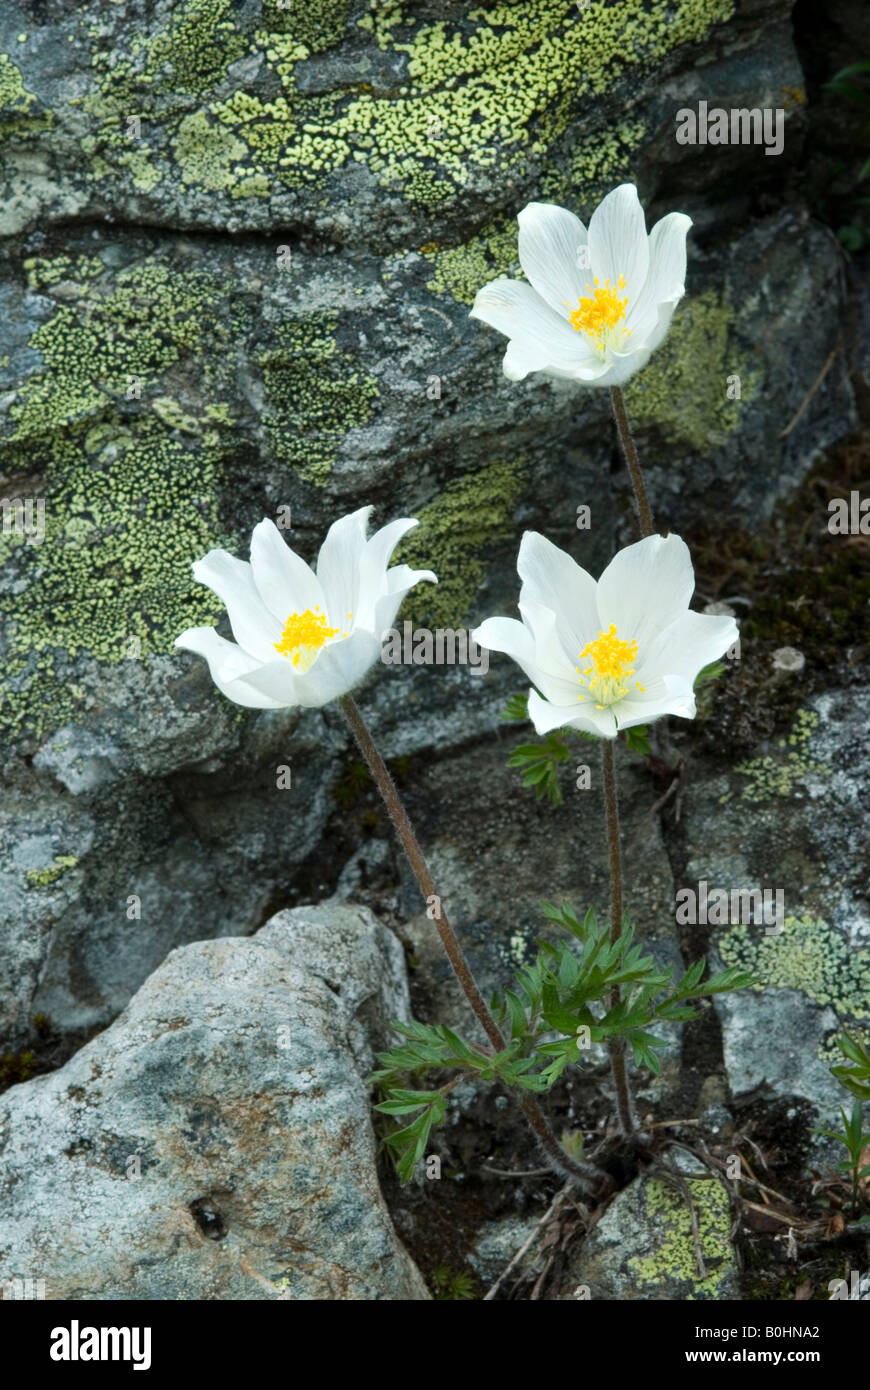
[0,0,859,1055]
[466,1213,540,1289]
[0,902,430,1300]
[558,1150,738,1300]
[674,687,870,1143]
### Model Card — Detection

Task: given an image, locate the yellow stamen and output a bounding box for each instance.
[274,607,339,670]
[566,274,629,352]
[576,623,644,706]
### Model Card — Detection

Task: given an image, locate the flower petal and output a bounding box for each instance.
[517,531,599,657]
[587,184,649,306]
[595,534,695,651]
[294,627,382,707]
[316,505,373,626]
[250,518,325,623]
[614,674,697,730]
[355,517,428,630]
[517,202,589,317]
[374,565,437,634]
[471,278,600,368]
[646,609,738,683]
[175,626,293,708]
[626,210,691,345]
[191,548,280,663]
[527,688,616,739]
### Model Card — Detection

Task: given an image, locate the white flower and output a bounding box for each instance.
[470,184,691,388]
[472,532,736,739]
[175,508,436,709]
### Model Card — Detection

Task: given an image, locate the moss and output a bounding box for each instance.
[732,709,829,801]
[394,458,526,627]
[629,1176,733,1298]
[0,1050,35,1088]
[26,855,78,888]
[257,313,381,488]
[718,915,870,1021]
[624,291,759,450]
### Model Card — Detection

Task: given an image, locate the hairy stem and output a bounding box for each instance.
[602,739,636,1137]
[610,385,653,539]
[340,692,601,1187]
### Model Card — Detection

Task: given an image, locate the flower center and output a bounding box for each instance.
[274,605,348,670]
[576,623,645,708]
[566,276,630,353]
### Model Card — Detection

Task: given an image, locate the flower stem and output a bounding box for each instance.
[610,386,653,539]
[339,692,601,1188]
[602,739,636,1137]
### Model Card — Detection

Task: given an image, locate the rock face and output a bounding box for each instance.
[0,0,860,1051]
[558,1151,738,1301]
[0,903,430,1300]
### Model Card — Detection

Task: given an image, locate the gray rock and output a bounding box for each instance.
[0,0,858,1056]
[0,902,429,1300]
[558,1151,738,1300]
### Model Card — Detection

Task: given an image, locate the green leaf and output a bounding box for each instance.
[501,692,529,722]
[693,661,725,691]
[503,989,528,1040]
[623,724,652,755]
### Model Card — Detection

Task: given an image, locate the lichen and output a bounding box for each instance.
[173,110,249,190]
[257,313,381,487]
[394,458,526,627]
[718,915,870,1020]
[0,255,242,741]
[423,218,523,306]
[26,855,79,888]
[7,260,228,444]
[22,254,104,291]
[187,0,733,204]
[624,290,759,450]
[732,709,829,801]
[629,1176,732,1298]
[0,51,53,139]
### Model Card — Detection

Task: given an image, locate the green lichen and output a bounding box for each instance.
[198,0,732,203]
[718,915,870,1021]
[733,709,829,801]
[173,110,248,190]
[540,117,647,205]
[7,260,227,444]
[629,1176,733,1298]
[624,291,759,450]
[0,419,229,740]
[395,458,526,627]
[257,314,381,487]
[258,0,353,55]
[22,254,104,291]
[26,855,78,887]
[0,51,53,140]
[0,255,244,741]
[0,52,35,110]
[423,218,523,306]
[66,0,733,204]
